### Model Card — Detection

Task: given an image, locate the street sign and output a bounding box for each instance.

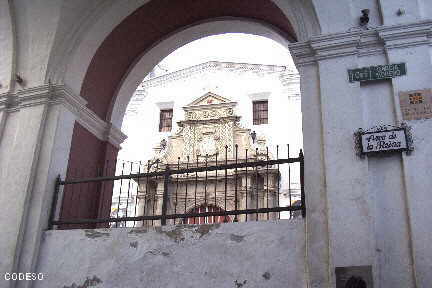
[354,124,414,157]
[348,63,406,82]
[360,129,407,153]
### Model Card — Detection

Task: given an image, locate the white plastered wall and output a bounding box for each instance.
[289,17,432,287]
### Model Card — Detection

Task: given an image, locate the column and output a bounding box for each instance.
[379,21,432,287]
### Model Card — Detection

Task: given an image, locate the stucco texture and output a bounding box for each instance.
[35,220,305,288]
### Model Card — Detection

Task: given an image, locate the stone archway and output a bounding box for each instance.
[60,0,318,223]
[8,1,327,286]
[55,2,327,286]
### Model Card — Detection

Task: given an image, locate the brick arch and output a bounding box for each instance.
[64,0,297,223]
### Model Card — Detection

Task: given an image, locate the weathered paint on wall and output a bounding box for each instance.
[35,220,305,288]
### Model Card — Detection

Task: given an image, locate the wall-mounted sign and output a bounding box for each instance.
[348,63,406,82]
[399,88,432,120]
[361,129,407,153]
[354,124,414,157]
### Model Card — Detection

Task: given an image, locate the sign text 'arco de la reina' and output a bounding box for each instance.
[360,129,408,154]
[348,63,406,82]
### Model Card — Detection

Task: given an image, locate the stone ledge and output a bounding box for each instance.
[0,84,127,148]
[289,20,432,65]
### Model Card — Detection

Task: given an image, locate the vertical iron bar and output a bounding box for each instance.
[96,161,106,227]
[184,156,189,219]
[125,162,133,220]
[266,146,269,220]
[194,155,198,224]
[288,144,292,219]
[133,161,142,227]
[214,153,218,207]
[214,153,218,223]
[287,144,290,158]
[245,149,248,222]
[152,160,159,226]
[109,158,118,228]
[234,144,238,222]
[255,147,259,221]
[174,158,180,225]
[161,166,170,226]
[224,146,228,214]
[300,149,306,218]
[289,165,292,219]
[116,162,125,227]
[48,175,62,230]
[276,145,280,219]
[105,160,111,224]
[204,155,208,207]
[143,160,150,227]
[69,168,78,229]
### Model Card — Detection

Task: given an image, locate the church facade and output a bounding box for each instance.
[136,93,282,225]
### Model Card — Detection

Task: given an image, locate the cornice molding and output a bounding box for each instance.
[183,102,237,112]
[377,20,432,50]
[138,61,297,90]
[105,123,128,149]
[0,84,127,148]
[310,32,361,60]
[289,20,432,66]
[0,84,88,112]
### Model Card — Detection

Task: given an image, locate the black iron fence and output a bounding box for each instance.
[49,145,305,229]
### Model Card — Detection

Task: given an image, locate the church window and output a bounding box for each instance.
[253,100,268,125]
[159,109,173,132]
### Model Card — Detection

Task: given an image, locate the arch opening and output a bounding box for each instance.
[109,33,302,227]
[59,1,311,226]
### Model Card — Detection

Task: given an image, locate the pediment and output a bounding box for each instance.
[187,92,232,107]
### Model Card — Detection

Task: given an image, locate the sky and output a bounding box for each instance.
[154,33,296,75]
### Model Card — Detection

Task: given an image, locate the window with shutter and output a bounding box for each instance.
[159,109,173,132]
[253,100,268,125]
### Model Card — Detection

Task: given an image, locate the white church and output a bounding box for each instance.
[113,61,303,224]
[119,61,302,162]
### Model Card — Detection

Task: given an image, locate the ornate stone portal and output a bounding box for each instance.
[136,92,279,225]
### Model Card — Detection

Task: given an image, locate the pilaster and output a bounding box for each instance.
[378,20,432,288]
[290,21,432,288]
[0,84,126,288]
[289,38,331,288]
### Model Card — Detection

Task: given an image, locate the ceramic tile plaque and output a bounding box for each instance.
[335,266,373,288]
[360,128,407,154]
[354,124,414,157]
[399,89,432,120]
